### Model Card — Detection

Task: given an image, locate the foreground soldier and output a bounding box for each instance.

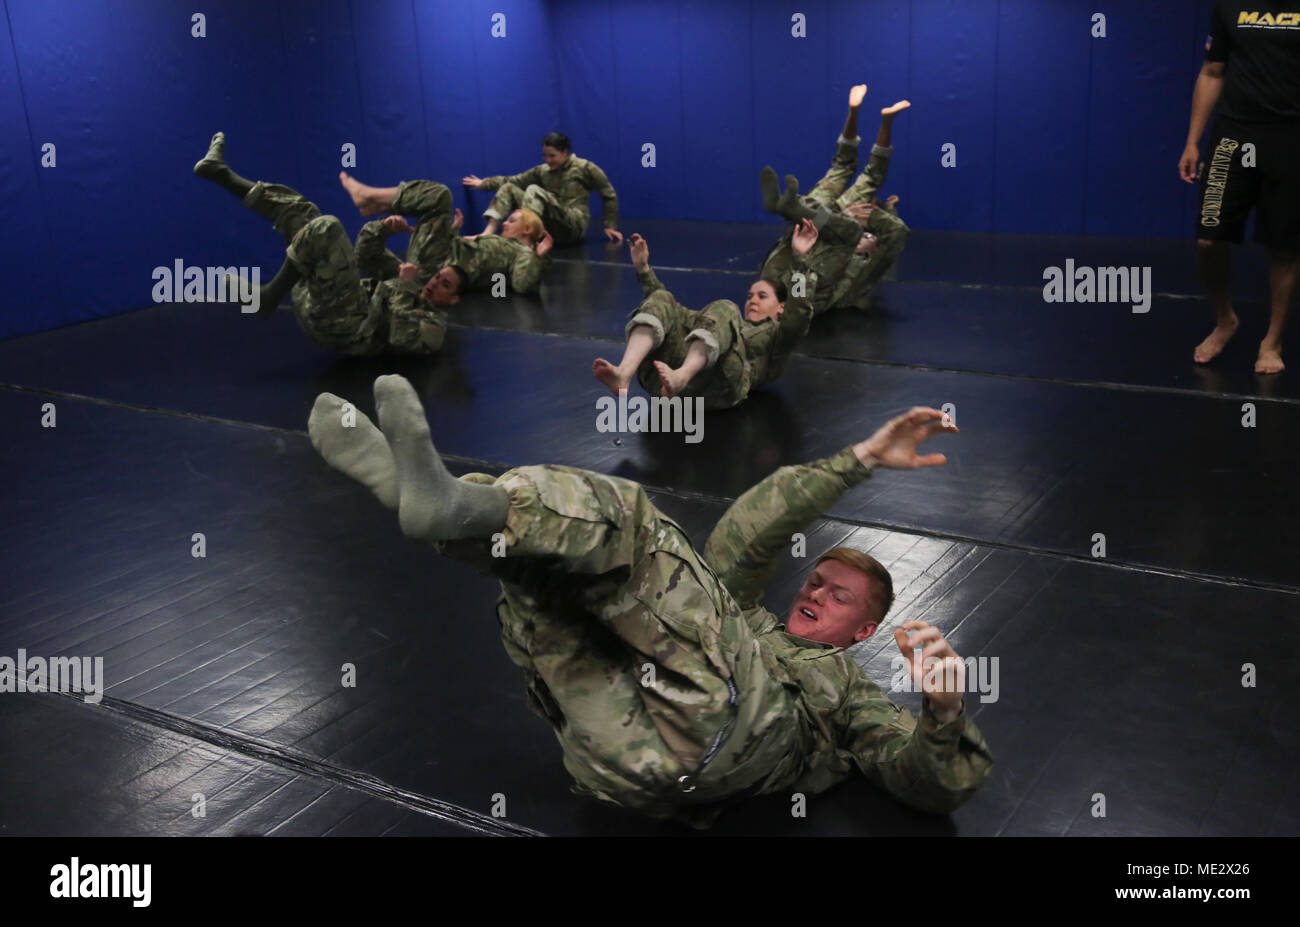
[308,375,993,828]
[759,87,912,315]
[193,132,451,354]
[464,131,622,246]
[591,230,816,409]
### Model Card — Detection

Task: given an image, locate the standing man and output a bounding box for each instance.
[464,132,623,247]
[1180,2,1300,374]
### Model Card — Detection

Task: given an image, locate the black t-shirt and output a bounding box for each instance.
[1205,1,1300,123]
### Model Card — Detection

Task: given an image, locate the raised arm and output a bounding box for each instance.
[466,164,545,192]
[834,662,993,813]
[354,216,408,281]
[704,408,955,609]
[628,233,666,296]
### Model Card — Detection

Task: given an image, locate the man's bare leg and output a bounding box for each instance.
[876,100,911,148]
[842,83,867,140]
[654,341,709,398]
[593,325,656,396]
[339,172,400,217]
[1257,249,1296,374]
[1193,238,1239,363]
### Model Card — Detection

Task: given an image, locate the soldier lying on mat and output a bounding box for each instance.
[308,376,994,828]
[759,84,911,316]
[590,229,818,411]
[339,171,554,300]
[193,131,552,356]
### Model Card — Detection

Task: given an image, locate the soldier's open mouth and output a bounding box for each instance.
[800,608,817,621]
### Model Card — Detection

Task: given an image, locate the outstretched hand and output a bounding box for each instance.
[892,620,964,721]
[854,406,956,470]
[791,218,819,256]
[628,233,649,270]
[604,228,624,245]
[452,208,464,231]
[383,215,415,234]
[462,174,485,189]
[536,232,554,258]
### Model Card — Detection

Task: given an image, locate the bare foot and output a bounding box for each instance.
[1255,343,1285,374]
[881,100,911,118]
[339,171,381,217]
[592,358,631,396]
[848,84,867,108]
[653,360,691,397]
[1193,315,1239,363]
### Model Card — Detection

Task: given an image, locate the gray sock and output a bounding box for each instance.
[775,175,817,224]
[759,166,781,213]
[308,393,399,511]
[193,132,254,198]
[373,375,510,542]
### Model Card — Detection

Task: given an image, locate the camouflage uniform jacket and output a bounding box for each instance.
[695,446,995,823]
[479,155,620,230]
[449,235,551,295]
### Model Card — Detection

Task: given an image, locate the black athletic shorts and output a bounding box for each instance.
[1196,117,1300,249]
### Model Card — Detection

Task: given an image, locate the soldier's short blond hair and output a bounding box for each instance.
[814,547,894,624]
[514,209,545,242]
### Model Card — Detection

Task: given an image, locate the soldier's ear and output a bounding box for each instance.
[855,621,879,642]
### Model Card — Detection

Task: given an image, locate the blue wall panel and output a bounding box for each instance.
[907,0,998,233]
[680,0,755,223]
[0,6,57,339]
[992,0,1093,235]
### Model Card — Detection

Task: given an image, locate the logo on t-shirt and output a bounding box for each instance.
[1237,10,1300,29]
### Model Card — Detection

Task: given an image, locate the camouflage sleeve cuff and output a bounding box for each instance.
[838,134,861,147]
[870,144,892,159]
[828,445,875,487]
[636,265,666,296]
[918,697,968,742]
[479,176,504,191]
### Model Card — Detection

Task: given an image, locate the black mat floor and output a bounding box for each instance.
[1,224,1295,836]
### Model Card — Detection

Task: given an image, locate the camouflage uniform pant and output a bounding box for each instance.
[438,465,799,822]
[803,135,860,212]
[626,291,752,410]
[835,144,893,211]
[485,182,587,246]
[387,180,457,284]
[243,182,378,353]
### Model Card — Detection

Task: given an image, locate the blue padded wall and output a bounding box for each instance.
[1,0,1223,338]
